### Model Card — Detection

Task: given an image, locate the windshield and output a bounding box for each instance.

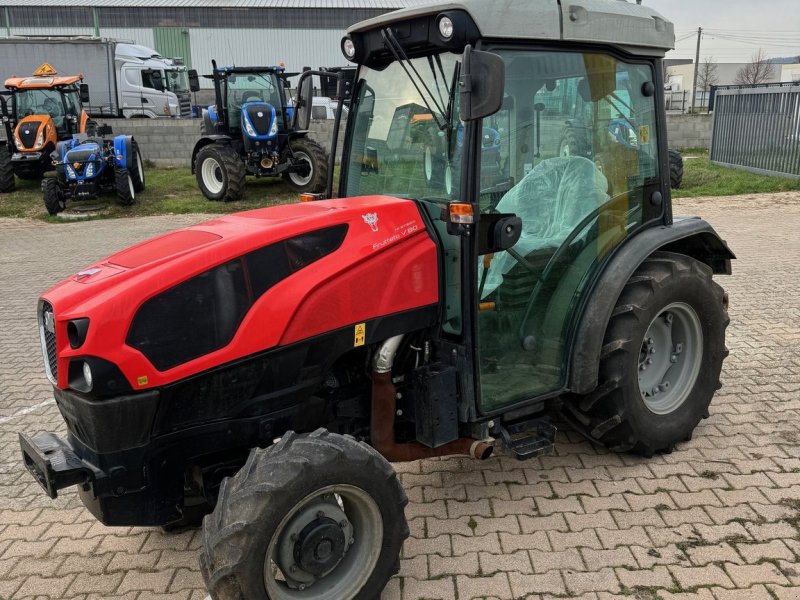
[226,72,282,128]
[166,69,189,94]
[15,89,66,121]
[342,52,463,203]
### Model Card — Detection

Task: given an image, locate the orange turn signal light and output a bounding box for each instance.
[299,193,323,203]
[448,202,474,224]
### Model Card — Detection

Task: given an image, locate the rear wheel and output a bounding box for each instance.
[42,178,65,215]
[564,252,729,456]
[669,149,684,189]
[130,141,146,192]
[200,429,408,600]
[0,145,14,193]
[196,144,246,202]
[283,138,328,193]
[114,168,136,206]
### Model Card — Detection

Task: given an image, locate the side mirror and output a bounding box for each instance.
[293,73,314,131]
[97,124,113,136]
[478,213,522,254]
[79,84,90,104]
[188,69,200,92]
[460,46,505,122]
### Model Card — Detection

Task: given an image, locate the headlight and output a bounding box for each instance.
[85,163,94,177]
[269,118,278,137]
[35,129,44,148]
[342,37,356,60]
[65,165,77,179]
[82,362,93,390]
[438,16,455,40]
[244,119,257,137]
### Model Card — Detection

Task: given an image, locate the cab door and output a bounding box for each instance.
[475,49,663,413]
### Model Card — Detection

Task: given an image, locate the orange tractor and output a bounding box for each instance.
[0,63,93,192]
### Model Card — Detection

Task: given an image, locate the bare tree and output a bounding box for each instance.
[735,49,774,85]
[697,57,719,92]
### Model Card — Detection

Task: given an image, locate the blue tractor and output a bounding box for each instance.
[43,129,145,215]
[191,61,332,202]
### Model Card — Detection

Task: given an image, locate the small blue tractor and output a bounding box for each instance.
[191,61,333,201]
[42,129,145,215]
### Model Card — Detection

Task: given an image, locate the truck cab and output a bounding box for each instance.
[115,43,191,118]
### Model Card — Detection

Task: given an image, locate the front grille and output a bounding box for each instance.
[179,93,192,118]
[39,300,57,385]
[245,104,272,136]
[66,147,100,164]
[17,124,40,149]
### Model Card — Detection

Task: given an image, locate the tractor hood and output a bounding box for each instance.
[41,196,439,390]
[14,115,56,152]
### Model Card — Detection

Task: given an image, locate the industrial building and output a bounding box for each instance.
[1,1,431,87]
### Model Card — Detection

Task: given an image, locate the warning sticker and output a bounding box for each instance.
[354,323,366,347]
[639,125,650,144]
[33,63,58,76]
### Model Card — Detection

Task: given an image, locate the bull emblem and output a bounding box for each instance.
[362,212,379,232]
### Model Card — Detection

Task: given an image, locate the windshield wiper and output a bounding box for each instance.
[381,28,447,130]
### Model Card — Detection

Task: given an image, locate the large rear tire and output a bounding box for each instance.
[114,168,136,206]
[196,144,246,202]
[563,252,729,456]
[669,149,684,189]
[0,145,16,193]
[42,178,65,215]
[200,429,408,600]
[283,138,328,194]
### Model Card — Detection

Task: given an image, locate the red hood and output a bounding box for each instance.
[42,196,439,389]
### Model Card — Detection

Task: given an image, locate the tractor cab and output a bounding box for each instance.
[0,63,92,189]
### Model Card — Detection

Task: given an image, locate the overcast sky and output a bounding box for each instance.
[643,0,800,63]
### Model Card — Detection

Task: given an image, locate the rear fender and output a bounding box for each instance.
[191,135,233,173]
[569,217,735,395]
[113,136,134,170]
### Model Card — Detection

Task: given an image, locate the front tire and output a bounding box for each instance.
[196,144,246,202]
[114,168,136,206]
[564,252,729,456]
[0,145,14,193]
[130,140,146,192]
[42,178,65,215]
[283,138,328,193]
[200,429,408,600]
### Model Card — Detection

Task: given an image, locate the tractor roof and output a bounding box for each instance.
[4,64,83,90]
[349,0,675,57]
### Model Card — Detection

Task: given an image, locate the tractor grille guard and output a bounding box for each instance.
[38,300,57,385]
[17,125,39,149]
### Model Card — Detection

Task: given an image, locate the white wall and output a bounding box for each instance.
[189,28,349,87]
[781,63,800,83]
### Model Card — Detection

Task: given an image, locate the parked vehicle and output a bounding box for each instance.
[0,37,193,118]
[19,1,734,598]
[191,61,329,200]
[43,128,145,214]
[0,63,94,191]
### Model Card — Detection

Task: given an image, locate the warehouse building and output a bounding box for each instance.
[1,1,431,87]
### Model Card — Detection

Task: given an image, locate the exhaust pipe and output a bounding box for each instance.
[371,336,493,462]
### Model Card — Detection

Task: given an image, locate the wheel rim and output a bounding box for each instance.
[288,151,313,187]
[263,484,383,600]
[638,302,703,415]
[128,173,135,199]
[201,157,224,194]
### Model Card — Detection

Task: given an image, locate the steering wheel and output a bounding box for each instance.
[43,98,60,115]
[608,118,637,149]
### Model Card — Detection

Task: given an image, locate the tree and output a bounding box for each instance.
[735,49,774,85]
[698,57,719,92]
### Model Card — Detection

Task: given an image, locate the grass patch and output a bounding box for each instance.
[0,167,298,221]
[673,149,800,199]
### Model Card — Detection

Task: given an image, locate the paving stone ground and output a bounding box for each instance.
[1,192,799,600]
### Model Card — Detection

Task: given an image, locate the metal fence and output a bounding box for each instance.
[710,83,800,179]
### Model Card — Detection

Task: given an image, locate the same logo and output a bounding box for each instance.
[362,212,379,232]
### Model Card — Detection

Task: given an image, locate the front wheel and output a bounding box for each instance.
[283,138,328,193]
[200,429,408,600]
[42,178,65,215]
[564,252,729,456]
[0,145,14,193]
[196,144,246,202]
[130,140,146,192]
[114,168,136,206]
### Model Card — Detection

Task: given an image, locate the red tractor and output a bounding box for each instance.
[19,1,733,598]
